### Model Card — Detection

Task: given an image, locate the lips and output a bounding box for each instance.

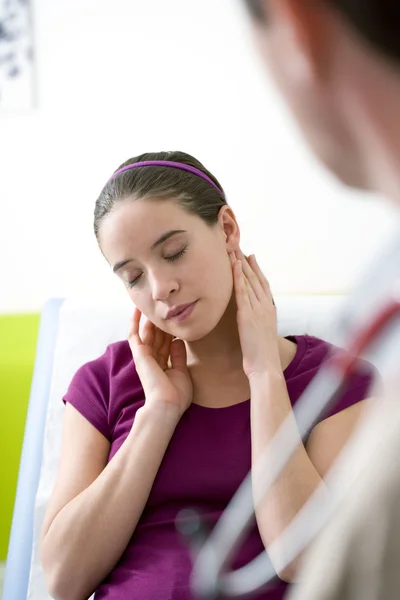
[166,302,196,320]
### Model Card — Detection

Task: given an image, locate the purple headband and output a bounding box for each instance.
[107,160,224,197]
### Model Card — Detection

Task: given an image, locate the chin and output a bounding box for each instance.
[174,322,215,343]
[314,135,369,190]
[327,156,369,190]
[174,310,225,343]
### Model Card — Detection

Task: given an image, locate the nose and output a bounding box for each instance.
[150,271,179,302]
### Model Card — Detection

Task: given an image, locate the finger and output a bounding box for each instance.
[160,330,173,357]
[128,308,143,350]
[234,253,258,310]
[158,330,173,370]
[243,267,259,311]
[141,318,155,348]
[128,310,155,361]
[233,260,252,312]
[153,325,165,354]
[248,255,274,303]
[151,326,166,369]
[169,338,188,370]
[128,306,141,334]
[236,249,264,301]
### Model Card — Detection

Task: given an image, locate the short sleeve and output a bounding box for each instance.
[324,359,383,421]
[62,349,111,441]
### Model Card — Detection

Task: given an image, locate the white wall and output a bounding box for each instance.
[0,0,398,314]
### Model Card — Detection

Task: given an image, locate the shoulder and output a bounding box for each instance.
[284,335,331,381]
[287,335,382,419]
[288,334,379,379]
[63,340,142,441]
[67,340,133,389]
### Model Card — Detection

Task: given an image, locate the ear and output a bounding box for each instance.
[256,0,331,82]
[217,206,240,253]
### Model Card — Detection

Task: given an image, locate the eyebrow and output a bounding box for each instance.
[112,229,187,273]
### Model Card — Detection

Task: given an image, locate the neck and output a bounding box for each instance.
[340,48,400,204]
[184,293,295,378]
[357,96,400,204]
[185,293,243,374]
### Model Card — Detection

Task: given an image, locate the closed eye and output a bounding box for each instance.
[128,274,142,288]
[165,247,187,263]
[128,247,188,288]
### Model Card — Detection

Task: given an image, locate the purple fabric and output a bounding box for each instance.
[107,160,225,197]
[63,335,378,599]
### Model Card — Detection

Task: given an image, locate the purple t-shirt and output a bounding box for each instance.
[63,335,378,600]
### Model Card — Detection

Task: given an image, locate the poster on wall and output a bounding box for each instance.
[0,0,35,110]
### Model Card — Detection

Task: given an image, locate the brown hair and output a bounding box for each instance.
[94,151,226,242]
[244,0,400,62]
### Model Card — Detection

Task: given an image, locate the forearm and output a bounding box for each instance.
[250,372,328,580]
[41,405,180,600]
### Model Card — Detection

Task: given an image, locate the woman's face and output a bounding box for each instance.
[98,197,240,341]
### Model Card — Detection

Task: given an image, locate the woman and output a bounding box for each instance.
[40,151,378,600]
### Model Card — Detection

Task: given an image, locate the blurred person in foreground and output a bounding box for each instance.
[242,1,400,599]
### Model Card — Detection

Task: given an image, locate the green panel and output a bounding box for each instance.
[0,313,40,561]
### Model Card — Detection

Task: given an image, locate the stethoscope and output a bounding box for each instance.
[176,230,400,599]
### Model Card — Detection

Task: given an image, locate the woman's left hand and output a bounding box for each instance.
[230,249,281,381]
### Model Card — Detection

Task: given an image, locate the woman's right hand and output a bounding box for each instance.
[128,307,193,418]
